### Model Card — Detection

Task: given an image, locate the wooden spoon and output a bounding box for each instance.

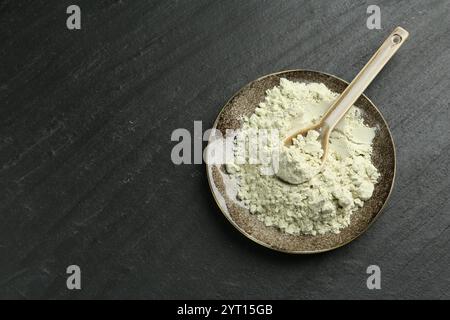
[283,27,409,164]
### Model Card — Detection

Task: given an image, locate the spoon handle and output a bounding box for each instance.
[321,26,409,131]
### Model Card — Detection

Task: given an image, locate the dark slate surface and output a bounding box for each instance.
[0,0,449,299]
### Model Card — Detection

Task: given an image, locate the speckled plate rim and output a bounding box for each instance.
[206,69,397,254]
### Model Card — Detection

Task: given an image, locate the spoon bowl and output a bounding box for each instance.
[206,69,397,253]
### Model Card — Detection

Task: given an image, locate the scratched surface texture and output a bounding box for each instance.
[0,0,449,299]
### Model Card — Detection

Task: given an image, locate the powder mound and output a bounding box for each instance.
[226,78,380,236]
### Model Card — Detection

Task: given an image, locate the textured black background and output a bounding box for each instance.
[0,0,449,299]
